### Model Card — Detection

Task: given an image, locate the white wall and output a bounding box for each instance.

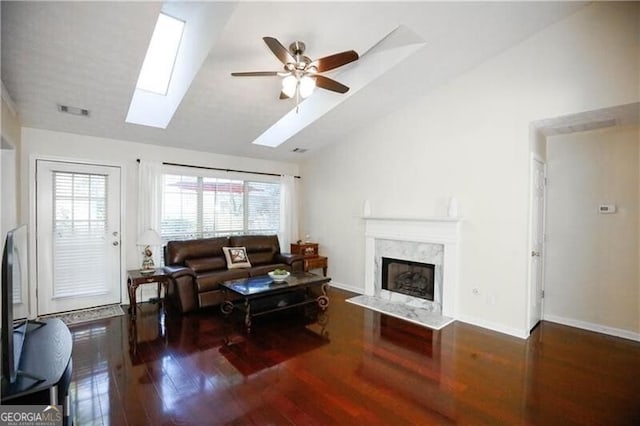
[1,149,17,238]
[545,125,639,336]
[20,127,299,315]
[1,93,21,238]
[1,88,23,320]
[300,2,640,337]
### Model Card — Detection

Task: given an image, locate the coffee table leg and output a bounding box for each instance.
[244,299,252,334]
[221,301,234,315]
[316,283,330,311]
[220,288,235,315]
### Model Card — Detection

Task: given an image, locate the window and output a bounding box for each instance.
[125,12,186,128]
[160,173,280,241]
[53,171,110,297]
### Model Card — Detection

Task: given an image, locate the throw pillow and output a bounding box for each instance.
[223,246,252,269]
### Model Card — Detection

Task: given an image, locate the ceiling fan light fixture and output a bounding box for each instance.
[282,75,297,98]
[233,37,357,103]
[299,75,316,98]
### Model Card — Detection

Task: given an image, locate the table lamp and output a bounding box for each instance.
[137,229,163,274]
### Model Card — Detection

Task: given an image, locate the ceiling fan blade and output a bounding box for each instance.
[231,71,279,77]
[315,75,349,94]
[311,50,359,73]
[263,37,295,65]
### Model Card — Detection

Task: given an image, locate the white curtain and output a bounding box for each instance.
[279,175,299,252]
[137,160,163,265]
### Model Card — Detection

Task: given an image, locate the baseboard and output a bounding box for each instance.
[456,314,529,340]
[328,281,364,295]
[543,314,640,342]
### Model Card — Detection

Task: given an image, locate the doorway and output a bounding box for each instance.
[529,102,640,339]
[36,160,122,315]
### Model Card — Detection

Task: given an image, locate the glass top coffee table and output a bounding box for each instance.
[220,272,331,334]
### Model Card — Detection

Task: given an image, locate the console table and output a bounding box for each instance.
[1,319,73,424]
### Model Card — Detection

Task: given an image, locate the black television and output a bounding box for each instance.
[1,225,29,384]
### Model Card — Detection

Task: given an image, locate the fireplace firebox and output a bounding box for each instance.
[381,257,435,301]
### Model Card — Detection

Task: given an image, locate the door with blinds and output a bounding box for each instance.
[36,160,121,315]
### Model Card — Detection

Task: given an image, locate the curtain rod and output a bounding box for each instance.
[136,159,301,179]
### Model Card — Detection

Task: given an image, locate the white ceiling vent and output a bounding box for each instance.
[58,104,90,117]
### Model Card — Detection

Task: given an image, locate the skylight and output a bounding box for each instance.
[135,13,185,95]
[126,3,235,129]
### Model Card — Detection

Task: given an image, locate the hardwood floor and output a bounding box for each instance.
[68,289,640,425]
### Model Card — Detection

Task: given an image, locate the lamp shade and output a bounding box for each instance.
[282,75,297,98]
[137,229,163,246]
[299,75,316,98]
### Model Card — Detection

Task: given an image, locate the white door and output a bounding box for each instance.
[528,158,546,330]
[36,160,121,315]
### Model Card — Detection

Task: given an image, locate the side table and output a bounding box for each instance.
[291,243,327,276]
[127,268,171,320]
[304,256,328,277]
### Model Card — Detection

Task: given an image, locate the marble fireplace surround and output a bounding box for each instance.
[364,217,461,319]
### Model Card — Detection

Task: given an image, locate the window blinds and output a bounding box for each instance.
[161,174,280,240]
[52,172,110,298]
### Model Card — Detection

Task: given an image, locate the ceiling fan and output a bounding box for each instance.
[231,37,359,101]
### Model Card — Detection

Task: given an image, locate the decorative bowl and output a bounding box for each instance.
[268,271,290,282]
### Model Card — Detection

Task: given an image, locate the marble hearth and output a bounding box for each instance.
[363,216,461,320]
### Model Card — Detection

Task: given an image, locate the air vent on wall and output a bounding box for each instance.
[57,104,90,117]
[292,148,308,153]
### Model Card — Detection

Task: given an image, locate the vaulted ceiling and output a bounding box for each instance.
[1,1,587,162]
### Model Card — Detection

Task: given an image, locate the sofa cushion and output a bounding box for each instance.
[247,251,276,266]
[185,256,226,273]
[165,237,229,265]
[223,246,252,269]
[229,235,280,253]
[229,235,279,266]
[196,269,249,293]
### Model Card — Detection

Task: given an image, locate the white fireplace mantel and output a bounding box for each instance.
[363,216,461,318]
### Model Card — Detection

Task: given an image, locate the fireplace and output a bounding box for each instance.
[364,216,460,318]
[382,257,435,301]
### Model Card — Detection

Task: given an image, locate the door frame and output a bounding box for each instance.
[28,155,127,319]
[526,153,547,334]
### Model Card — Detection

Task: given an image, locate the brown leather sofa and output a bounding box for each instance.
[163,235,304,313]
